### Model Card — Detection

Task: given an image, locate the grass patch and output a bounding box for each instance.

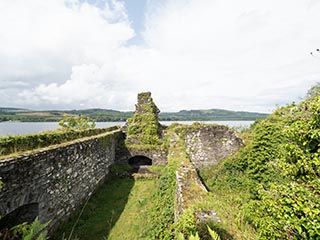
[198,161,258,239]
[108,179,157,240]
[148,165,167,175]
[54,175,161,240]
[53,178,134,240]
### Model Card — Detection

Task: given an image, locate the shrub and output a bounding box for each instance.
[58,116,96,131]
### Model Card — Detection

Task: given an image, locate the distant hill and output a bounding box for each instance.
[0,107,268,122]
[160,109,268,121]
[0,107,27,111]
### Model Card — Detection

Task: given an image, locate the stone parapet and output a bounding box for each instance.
[0,130,123,231]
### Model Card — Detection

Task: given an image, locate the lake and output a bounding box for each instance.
[0,121,254,137]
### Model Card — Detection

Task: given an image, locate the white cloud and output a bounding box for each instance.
[141,0,320,112]
[0,0,134,108]
[1,0,320,112]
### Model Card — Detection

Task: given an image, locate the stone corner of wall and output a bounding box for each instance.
[184,124,243,168]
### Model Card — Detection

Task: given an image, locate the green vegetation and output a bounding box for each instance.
[0,107,267,122]
[54,140,186,240]
[123,93,168,152]
[161,109,268,121]
[5,90,319,239]
[199,95,320,239]
[0,213,49,240]
[0,108,133,122]
[126,113,162,146]
[177,226,221,240]
[0,126,119,158]
[141,145,178,239]
[54,167,166,240]
[108,178,159,239]
[59,116,96,130]
[168,122,218,139]
[54,177,136,239]
[126,92,164,148]
[167,126,237,240]
[306,82,320,98]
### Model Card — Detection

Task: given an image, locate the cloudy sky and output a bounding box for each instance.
[1,0,320,113]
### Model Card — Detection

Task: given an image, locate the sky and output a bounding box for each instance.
[0,0,320,113]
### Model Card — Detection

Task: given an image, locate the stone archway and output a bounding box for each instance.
[0,202,39,230]
[128,155,152,167]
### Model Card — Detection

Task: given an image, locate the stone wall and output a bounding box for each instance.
[175,163,208,220]
[0,129,123,230]
[184,125,243,168]
[126,147,167,165]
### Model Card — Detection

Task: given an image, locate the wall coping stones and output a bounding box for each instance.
[0,129,122,163]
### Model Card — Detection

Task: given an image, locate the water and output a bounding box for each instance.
[0,122,125,137]
[0,121,254,137]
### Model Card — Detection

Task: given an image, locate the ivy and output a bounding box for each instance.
[0,126,119,157]
[200,95,320,239]
[126,92,164,148]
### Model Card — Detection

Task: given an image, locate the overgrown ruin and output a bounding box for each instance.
[0,92,243,238]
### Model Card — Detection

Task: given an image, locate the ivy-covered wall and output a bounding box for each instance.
[0,126,119,158]
[125,92,168,164]
[0,129,124,231]
[126,92,162,146]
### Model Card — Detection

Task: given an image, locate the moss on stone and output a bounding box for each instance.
[126,92,164,148]
[168,122,218,139]
[0,126,120,158]
[0,129,121,161]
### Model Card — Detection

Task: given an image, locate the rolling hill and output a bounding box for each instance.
[0,108,268,122]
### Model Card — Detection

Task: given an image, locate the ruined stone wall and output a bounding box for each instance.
[0,130,123,230]
[175,163,208,220]
[126,147,167,165]
[184,125,243,168]
[124,91,168,164]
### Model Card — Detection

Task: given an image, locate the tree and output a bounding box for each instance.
[59,116,96,131]
[306,82,320,98]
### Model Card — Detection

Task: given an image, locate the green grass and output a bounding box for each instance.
[108,179,157,240]
[195,96,320,239]
[198,162,258,240]
[206,191,257,240]
[54,176,160,240]
[54,178,134,240]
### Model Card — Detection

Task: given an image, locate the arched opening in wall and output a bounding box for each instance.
[128,155,152,167]
[0,203,39,231]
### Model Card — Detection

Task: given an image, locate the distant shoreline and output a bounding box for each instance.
[0,107,268,123]
[0,120,255,137]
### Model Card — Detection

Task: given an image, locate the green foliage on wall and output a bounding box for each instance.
[0,126,119,158]
[126,92,163,147]
[200,95,320,239]
[126,113,162,145]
